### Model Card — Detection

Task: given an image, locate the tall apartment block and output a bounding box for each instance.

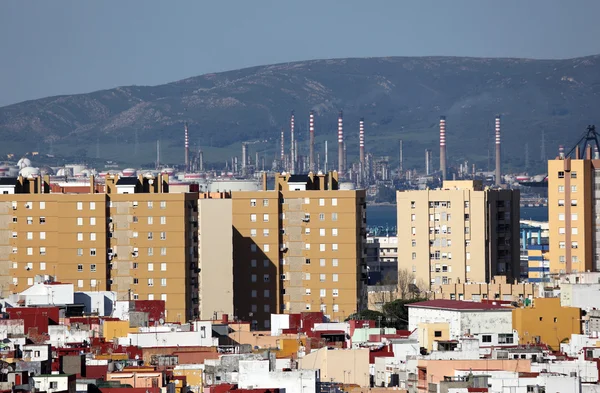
[0,175,199,322]
[232,172,367,329]
[548,140,599,275]
[396,180,520,287]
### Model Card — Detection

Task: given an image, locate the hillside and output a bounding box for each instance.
[1,55,599,171]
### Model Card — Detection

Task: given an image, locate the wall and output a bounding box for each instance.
[199,198,234,320]
[238,360,318,393]
[173,364,203,393]
[560,283,600,309]
[417,323,449,352]
[103,320,137,341]
[74,291,116,316]
[512,297,581,349]
[299,347,369,387]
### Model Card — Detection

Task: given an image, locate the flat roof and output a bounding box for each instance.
[406,299,510,311]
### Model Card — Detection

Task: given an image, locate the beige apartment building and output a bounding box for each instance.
[0,174,199,322]
[548,145,598,274]
[232,172,367,329]
[396,180,520,288]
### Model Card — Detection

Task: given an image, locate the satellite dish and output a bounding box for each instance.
[159,318,164,325]
[135,354,139,360]
[115,363,124,371]
[1,368,9,374]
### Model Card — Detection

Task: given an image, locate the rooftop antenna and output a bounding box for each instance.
[565,125,600,159]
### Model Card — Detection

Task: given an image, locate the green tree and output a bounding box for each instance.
[382,298,427,330]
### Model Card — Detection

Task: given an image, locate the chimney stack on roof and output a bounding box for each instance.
[439,116,447,180]
[338,110,344,176]
[495,115,501,186]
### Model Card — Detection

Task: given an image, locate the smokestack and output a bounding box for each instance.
[495,115,501,186]
[290,111,296,174]
[425,149,432,175]
[242,143,248,174]
[399,139,403,177]
[156,140,160,170]
[255,152,259,169]
[199,150,204,172]
[280,128,285,167]
[439,116,447,181]
[359,118,365,179]
[184,122,190,172]
[338,111,344,176]
[309,111,315,172]
[325,140,328,172]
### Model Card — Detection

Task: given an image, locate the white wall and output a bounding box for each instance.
[47,325,93,347]
[531,360,599,383]
[270,314,290,336]
[31,376,71,392]
[391,341,420,362]
[409,307,512,339]
[18,283,74,306]
[238,360,318,393]
[127,329,217,348]
[561,283,600,310]
[74,291,116,316]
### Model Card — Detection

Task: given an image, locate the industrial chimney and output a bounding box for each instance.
[439,116,447,180]
[425,149,432,175]
[290,111,296,174]
[241,143,248,174]
[184,122,190,172]
[309,111,315,172]
[495,115,501,186]
[359,118,365,174]
[280,128,285,168]
[338,111,344,176]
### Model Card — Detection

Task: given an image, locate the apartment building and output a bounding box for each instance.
[396,180,520,287]
[232,172,367,329]
[0,174,199,322]
[548,144,598,275]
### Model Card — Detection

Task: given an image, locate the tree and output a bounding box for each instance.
[382,297,428,330]
[397,267,430,300]
[369,271,399,310]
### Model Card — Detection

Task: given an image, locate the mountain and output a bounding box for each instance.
[1,55,600,171]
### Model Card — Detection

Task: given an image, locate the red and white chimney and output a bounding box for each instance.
[495,115,501,186]
[439,116,447,180]
[309,110,315,172]
[338,111,344,176]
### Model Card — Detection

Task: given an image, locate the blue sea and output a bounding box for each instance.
[367,204,548,235]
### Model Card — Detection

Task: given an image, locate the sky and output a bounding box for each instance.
[1,1,600,107]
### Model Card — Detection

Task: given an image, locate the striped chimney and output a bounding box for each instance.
[184,122,189,172]
[495,115,501,186]
[338,110,344,175]
[439,116,447,180]
[280,128,285,164]
[309,110,315,172]
[290,111,296,174]
[359,118,365,165]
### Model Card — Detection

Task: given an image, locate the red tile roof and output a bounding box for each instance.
[406,299,510,311]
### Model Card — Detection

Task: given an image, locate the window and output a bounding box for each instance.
[332,228,338,236]
[264,289,270,297]
[160,247,167,256]
[320,289,326,297]
[558,199,565,206]
[27,247,33,255]
[411,214,416,221]
[263,213,269,222]
[434,331,442,338]
[466,252,471,260]
[250,214,257,222]
[558,185,564,192]
[558,171,565,179]
[160,201,167,209]
[148,263,154,271]
[319,213,325,221]
[90,264,96,272]
[333,304,339,312]
[333,274,339,282]
[39,201,45,210]
[320,244,326,251]
[161,278,167,286]
[571,199,578,206]
[319,273,325,282]
[90,248,96,256]
[77,201,83,210]
[264,244,270,252]
[160,232,166,240]
[148,278,154,287]
[572,241,578,249]
[331,212,338,221]
[332,259,338,267]
[145,216,153,225]
[263,229,269,237]
[559,241,566,249]
[332,243,338,251]
[263,259,269,268]
[251,259,257,267]
[26,216,33,225]
[559,227,565,234]
[263,199,269,207]
[572,227,578,235]
[572,256,578,263]
[319,228,325,236]
[250,199,257,207]
[251,290,257,297]
[77,264,83,272]
[251,274,257,282]
[411,227,416,235]
[332,289,339,297]
[571,185,577,192]
[306,304,311,310]
[39,231,46,240]
[39,247,46,256]
[160,216,166,225]
[251,244,257,252]
[77,217,83,226]
[572,213,578,221]
[90,217,96,225]
[482,335,492,343]
[305,288,311,295]
[558,213,565,221]
[559,255,566,263]
[77,232,83,241]
[305,258,311,265]
[77,248,83,256]
[263,274,270,282]
[319,198,325,206]
[332,198,337,206]
[320,258,326,267]
[412,252,416,260]
[11,232,17,238]
[264,305,270,313]
[90,233,96,241]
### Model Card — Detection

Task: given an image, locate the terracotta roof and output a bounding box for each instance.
[406,299,510,311]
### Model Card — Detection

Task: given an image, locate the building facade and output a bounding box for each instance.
[396,180,520,287]
[548,147,598,275]
[232,172,367,329]
[0,175,199,322]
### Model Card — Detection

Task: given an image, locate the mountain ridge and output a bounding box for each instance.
[1,55,600,170]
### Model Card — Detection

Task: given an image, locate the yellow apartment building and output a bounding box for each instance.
[0,174,199,322]
[232,171,367,329]
[548,141,598,274]
[397,180,520,287]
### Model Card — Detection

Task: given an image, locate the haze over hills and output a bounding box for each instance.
[1,55,599,171]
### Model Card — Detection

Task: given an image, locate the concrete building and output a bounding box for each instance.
[407,299,513,339]
[198,194,234,320]
[548,138,599,275]
[430,275,537,302]
[512,297,582,349]
[232,172,367,329]
[299,347,369,387]
[365,236,398,285]
[0,174,199,322]
[397,180,520,287]
[238,360,319,393]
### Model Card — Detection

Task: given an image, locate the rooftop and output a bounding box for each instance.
[0,178,17,186]
[406,299,510,311]
[287,174,310,183]
[115,177,138,186]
